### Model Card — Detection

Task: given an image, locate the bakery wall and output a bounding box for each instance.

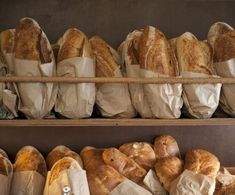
[0,0,235,47]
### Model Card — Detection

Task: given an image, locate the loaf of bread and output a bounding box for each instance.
[0,155,12,176]
[155,156,183,191]
[154,134,180,159]
[81,147,125,195]
[102,147,147,183]
[139,26,178,76]
[215,182,235,195]
[175,32,215,75]
[0,29,15,55]
[119,142,156,170]
[46,145,83,170]
[0,148,8,159]
[14,146,47,177]
[184,149,220,179]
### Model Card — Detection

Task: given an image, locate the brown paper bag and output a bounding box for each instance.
[0,157,13,195]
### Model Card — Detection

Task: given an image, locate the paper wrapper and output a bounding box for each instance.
[96,68,136,118]
[14,58,58,119]
[181,72,221,118]
[143,169,167,195]
[126,64,153,118]
[10,171,45,195]
[0,157,13,195]
[55,57,95,118]
[110,179,152,195]
[140,69,183,119]
[43,169,90,195]
[215,58,235,116]
[170,170,216,195]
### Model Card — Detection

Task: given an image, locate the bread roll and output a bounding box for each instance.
[119,142,156,170]
[0,29,15,54]
[81,147,125,195]
[15,17,51,63]
[0,155,12,176]
[14,146,47,177]
[175,32,215,75]
[184,149,220,179]
[57,28,92,63]
[0,148,8,159]
[102,147,147,183]
[46,145,83,170]
[214,30,235,62]
[154,134,180,159]
[139,26,178,76]
[155,156,183,191]
[90,36,120,77]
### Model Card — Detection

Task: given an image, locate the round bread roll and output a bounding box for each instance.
[46,145,83,170]
[155,156,183,191]
[119,142,156,170]
[184,149,220,179]
[14,146,47,177]
[0,148,8,159]
[154,134,180,159]
[0,155,12,176]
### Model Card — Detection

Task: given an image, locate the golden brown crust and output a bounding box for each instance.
[154,134,180,159]
[176,32,215,75]
[119,142,156,170]
[14,146,47,177]
[102,147,147,183]
[155,156,183,191]
[214,30,235,62]
[57,28,92,62]
[46,145,83,170]
[139,26,178,76]
[81,147,125,195]
[90,36,119,77]
[0,29,15,54]
[0,156,12,176]
[184,149,220,179]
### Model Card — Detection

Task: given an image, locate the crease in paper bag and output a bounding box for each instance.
[170,170,216,195]
[96,68,136,118]
[215,58,235,116]
[55,57,95,119]
[140,69,183,119]
[10,171,45,195]
[181,71,221,119]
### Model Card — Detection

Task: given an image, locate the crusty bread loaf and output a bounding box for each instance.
[119,142,156,170]
[184,149,220,179]
[176,32,215,75]
[15,17,51,63]
[0,155,12,176]
[14,146,47,177]
[0,29,15,54]
[154,134,180,159]
[155,156,183,191]
[139,26,178,76]
[57,28,92,63]
[81,147,125,195]
[102,147,147,183]
[90,36,120,77]
[214,30,235,62]
[46,145,83,170]
[0,148,8,159]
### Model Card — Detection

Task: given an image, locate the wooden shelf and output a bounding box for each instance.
[0,118,234,126]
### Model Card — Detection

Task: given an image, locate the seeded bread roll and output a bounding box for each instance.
[102,147,147,183]
[0,155,12,176]
[14,146,47,177]
[119,142,156,170]
[139,26,178,76]
[46,145,83,170]
[155,156,183,191]
[184,149,220,179]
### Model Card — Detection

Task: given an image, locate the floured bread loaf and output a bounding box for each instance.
[46,145,83,170]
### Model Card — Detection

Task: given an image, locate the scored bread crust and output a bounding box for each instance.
[15,17,52,63]
[139,26,178,76]
[176,32,215,75]
[102,147,147,183]
[184,149,220,179]
[154,134,180,159]
[0,29,15,54]
[46,145,83,170]
[57,28,92,62]
[90,36,119,77]
[0,156,12,176]
[14,146,47,177]
[119,142,156,170]
[155,156,183,191]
